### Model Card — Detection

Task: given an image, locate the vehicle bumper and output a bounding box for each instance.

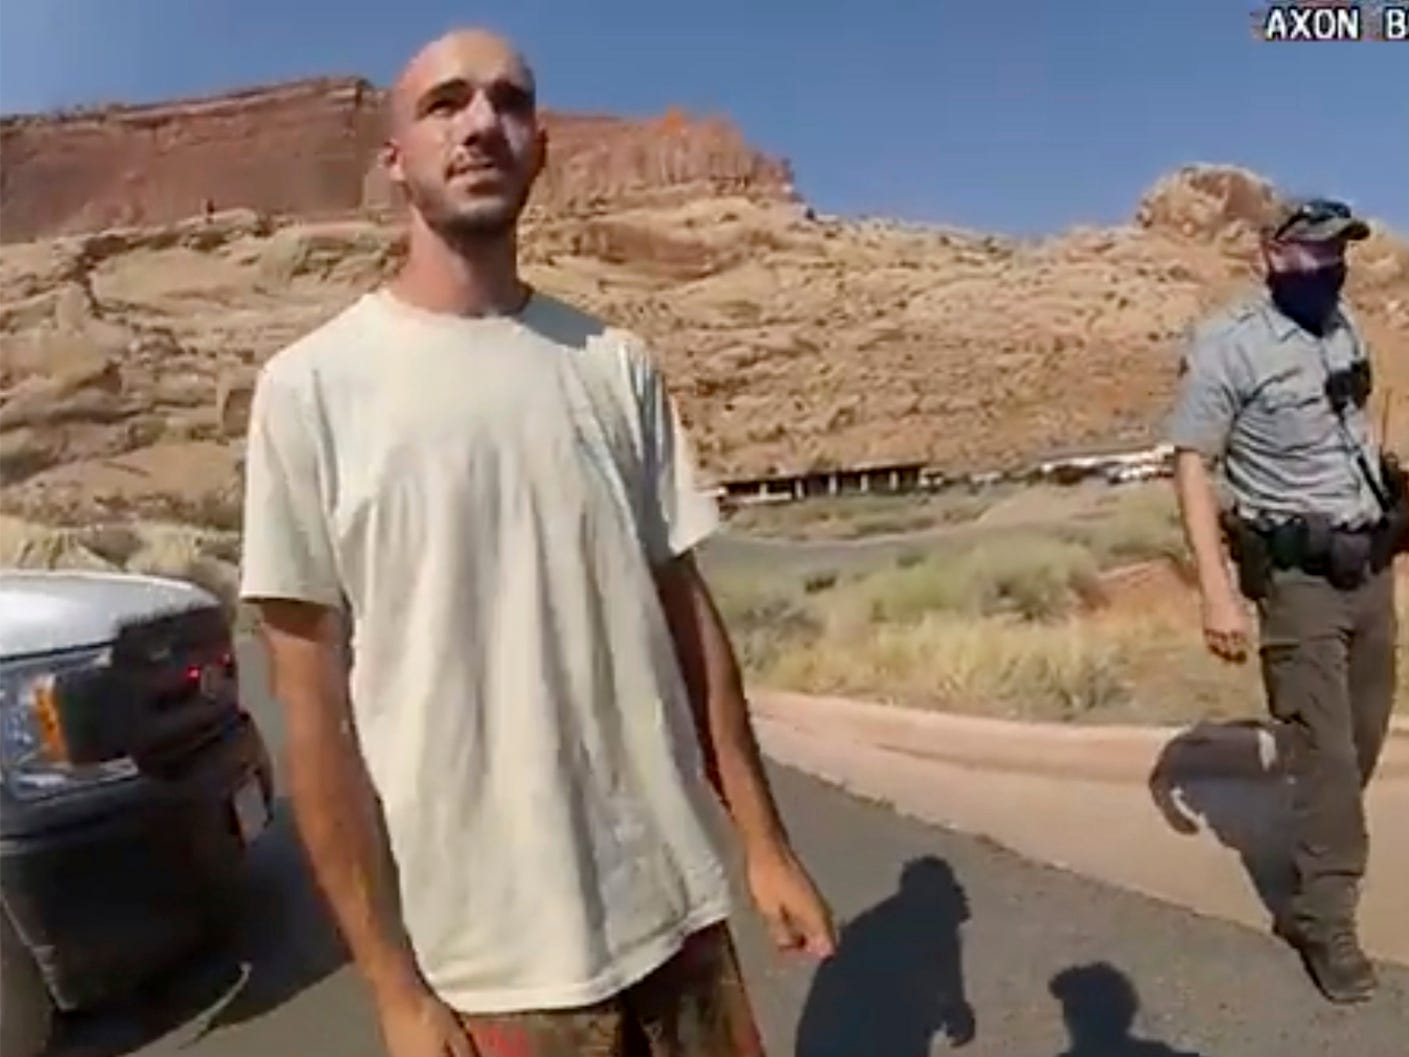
[0,713,273,1011]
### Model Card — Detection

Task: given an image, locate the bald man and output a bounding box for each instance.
[239,29,834,1057]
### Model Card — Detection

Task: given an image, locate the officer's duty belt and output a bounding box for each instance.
[1222,511,1395,597]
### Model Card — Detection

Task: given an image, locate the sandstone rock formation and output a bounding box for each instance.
[0,77,795,243]
[1,80,1406,536]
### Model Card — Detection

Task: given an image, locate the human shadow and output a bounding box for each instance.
[198,797,350,1031]
[1049,962,1209,1057]
[1147,720,1295,925]
[795,855,975,1056]
[48,798,349,1057]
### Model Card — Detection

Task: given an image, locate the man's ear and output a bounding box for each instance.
[379,140,404,186]
[1259,236,1283,273]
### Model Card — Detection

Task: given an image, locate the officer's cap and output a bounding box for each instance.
[1266,197,1371,244]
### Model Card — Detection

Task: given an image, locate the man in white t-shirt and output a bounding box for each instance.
[239,27,835,1057]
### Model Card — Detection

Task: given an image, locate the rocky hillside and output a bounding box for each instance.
[0,77,795,242]
[1,80,1406,535]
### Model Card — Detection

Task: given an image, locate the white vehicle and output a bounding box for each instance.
[0,570,273,1057]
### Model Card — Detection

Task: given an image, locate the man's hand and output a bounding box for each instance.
[1201,587,1250,663]
[939,997,977,1047]
[746,845,837,959]
[1173,450,1251,665]
[651,553,838,961]
[255,600,465,1057]
[376,985,478,1057]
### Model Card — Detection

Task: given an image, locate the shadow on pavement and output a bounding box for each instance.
[1049,962,1209,1057]
[794,854,975,1056]
[1148,720,1294,925]
[47,798,348,1057]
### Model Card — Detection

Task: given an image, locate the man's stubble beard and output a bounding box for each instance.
[410,177,531,245]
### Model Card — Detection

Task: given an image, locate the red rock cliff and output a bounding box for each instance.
[0,77,796,243]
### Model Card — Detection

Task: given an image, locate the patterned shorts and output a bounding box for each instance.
[458,924,766,1057]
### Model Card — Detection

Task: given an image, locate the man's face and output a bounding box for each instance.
[1262,237,1351,330]
[1264,237,1347,277]
[385,36,545,239]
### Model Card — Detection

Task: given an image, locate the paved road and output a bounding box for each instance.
[697,479,1136,578]
[697,525,975,580]
[45,651,1409,1057]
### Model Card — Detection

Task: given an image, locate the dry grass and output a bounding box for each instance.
[724,490,997,540]
[764,611,1132,721]
[856,536,1101,624]
[709,568,821,673]
[1,516,242,618]
[711,490,1409,723]
[1056,485,1189,569]
[755,593,1409,724]
[757,605,1278,725]
[2,487,245,533]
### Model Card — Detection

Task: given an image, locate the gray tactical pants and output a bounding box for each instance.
[1257,566,1397,932]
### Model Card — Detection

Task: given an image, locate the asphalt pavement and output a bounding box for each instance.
[42,643,1409,1057]
[696,526,959,580]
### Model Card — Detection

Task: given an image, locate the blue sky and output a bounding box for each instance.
[2,0,1404,237]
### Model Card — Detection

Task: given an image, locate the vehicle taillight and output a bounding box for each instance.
[190,654,236,700]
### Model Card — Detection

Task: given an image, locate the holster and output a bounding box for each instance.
[1328,528,1372,589]
[1374,452,1409,563]
[1221,511,1272,602]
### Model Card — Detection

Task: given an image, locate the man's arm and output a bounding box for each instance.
[625,346,773,833]
[627,346,833,956]
[1166,330,1249,662]
[255,599,424,1007]
[653,552,836,957]
[1173,451,1236,600]
[239,368,473,1055]
[653,552,789,858]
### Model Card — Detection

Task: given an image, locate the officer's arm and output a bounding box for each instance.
[1166,336,1242,606]
[1174,451,1239,605]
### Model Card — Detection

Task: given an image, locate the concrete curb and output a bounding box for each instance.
[750,691,1409,784]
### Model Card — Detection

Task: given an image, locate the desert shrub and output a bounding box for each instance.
[856,553,990,623]
[198,531,243,565]
[0,517,115,572]
[725,492,990,542]
[76,523,144,565]
[972,536,1101,621]
[125,532,239,613]
[851,535,1098,624]
[763,612,1130,721]
[1065,487,1188,567]
[182,489,245,532]
[708,569,820,672]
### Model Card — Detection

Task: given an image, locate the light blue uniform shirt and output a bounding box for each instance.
[1166,291,1383,528]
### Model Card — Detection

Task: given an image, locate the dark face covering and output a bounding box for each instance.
[1269,262,1347,334]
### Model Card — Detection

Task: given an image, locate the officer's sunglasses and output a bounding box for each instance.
[1272,198,1352,242]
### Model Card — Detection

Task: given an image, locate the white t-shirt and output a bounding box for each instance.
[238,287,736,1014]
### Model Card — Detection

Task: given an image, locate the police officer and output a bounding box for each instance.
[1168,197,1401,1004]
